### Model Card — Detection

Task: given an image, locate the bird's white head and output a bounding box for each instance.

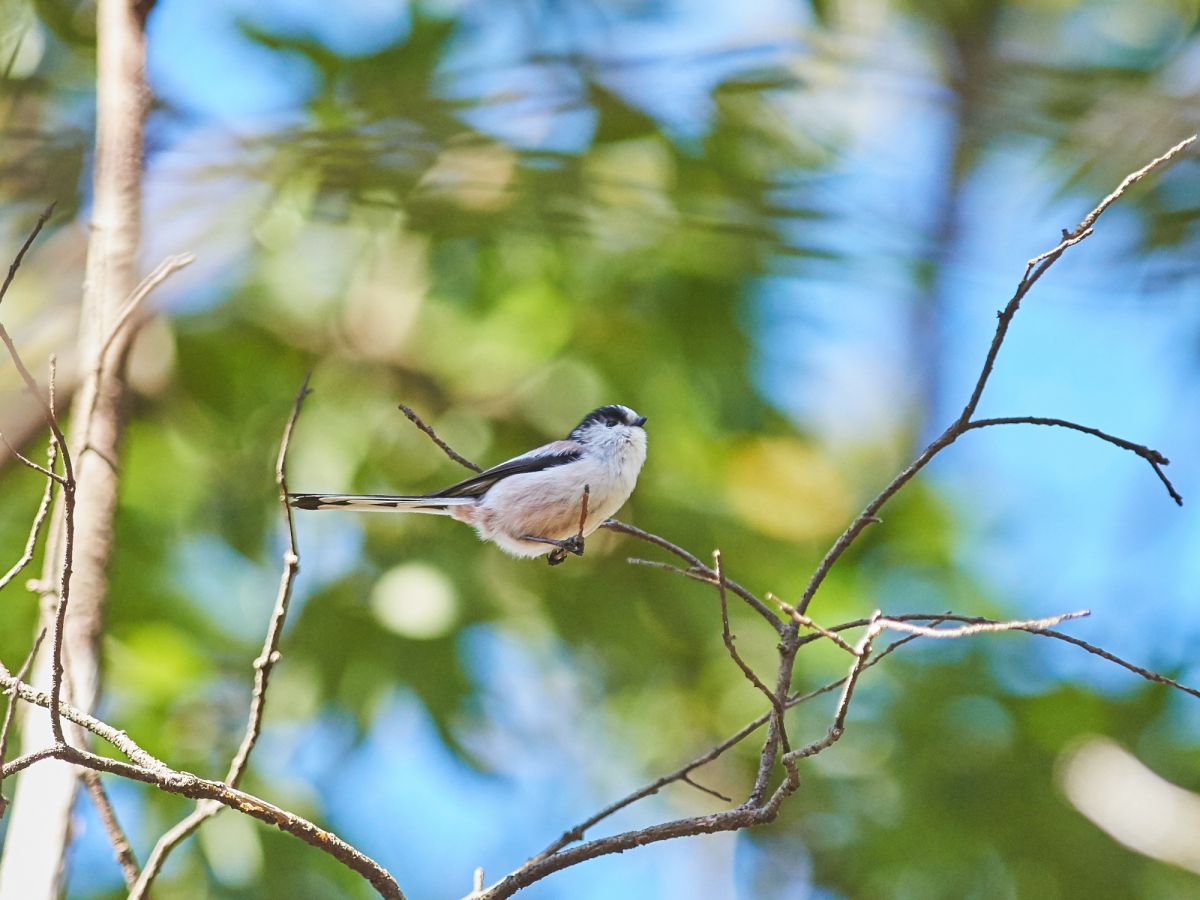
[569,404,647,469]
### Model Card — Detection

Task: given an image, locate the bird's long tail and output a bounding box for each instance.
[288,493,473,514]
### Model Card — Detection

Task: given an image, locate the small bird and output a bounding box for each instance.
[289,404,647,563]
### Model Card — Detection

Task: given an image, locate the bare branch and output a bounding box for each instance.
[964,417,1182,505]
[0,669,163,772]
[680,773,733,803]
[793,134,1195,619]
[0,203,55,306]
[480,798,795,900]
[97,252,195,365]
[771,595,857,655]
[872,610,1089,639]
[1022,134,1197,280]
[882,613,1200,701]
[0,629,45,815]
[611,520,783,631]
[397,402,483,473]
[0,745,60,778]
[0,432,66,485]
[131,372,313,898]
[0,436,57,594]
[80,769,140,888]
[784,612,880,764]
[0,667,403,899]
[508,598,1200,893]
[714,551,789,751]
[1,743,405,900]
[605,518,705,569]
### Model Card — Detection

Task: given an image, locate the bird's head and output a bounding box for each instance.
[569,404,648,460]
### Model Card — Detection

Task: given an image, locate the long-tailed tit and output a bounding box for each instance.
[290,404,647,563]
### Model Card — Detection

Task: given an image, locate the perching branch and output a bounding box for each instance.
[391,403,784,629]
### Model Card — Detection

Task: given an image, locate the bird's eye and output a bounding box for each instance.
[605,417,620,428]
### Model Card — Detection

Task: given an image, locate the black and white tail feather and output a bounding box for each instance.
[289,404,647,562]
[288,494,476,514]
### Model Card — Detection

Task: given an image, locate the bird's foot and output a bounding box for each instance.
[524,533,586,566]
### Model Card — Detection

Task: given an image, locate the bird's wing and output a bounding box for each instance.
[430,440,583,498]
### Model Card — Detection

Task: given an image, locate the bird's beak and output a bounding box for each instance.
[633,416,647,427]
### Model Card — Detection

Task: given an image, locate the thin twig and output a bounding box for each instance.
[96,252,194,366]
[1022,135,1197,280]
[576,484,590,537]
[80,768,140,888]
[611,520,783,631]
[873,610,1089,639]
[397,403,483,473]
[131,372,314,898]
[714,551,789,751]
[784,612,881,764]
[0,432,66,485]
[878,613,1200,701]
[965,417,1182,505]
[770,594,857,655]
[0,628,45,815]
[495,599,1200,890]
[0,202,54,306]
[0,435,57,594]
[680,773,732,803]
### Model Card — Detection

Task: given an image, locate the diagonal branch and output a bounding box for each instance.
[0,435,57,594]
[79,767,140,889]
[96,251,195,366]
[0,742,404,899]
[397,402,483,473]
[0,431,66,485]
[611,520,783,631]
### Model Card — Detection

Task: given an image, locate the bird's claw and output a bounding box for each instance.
[526,533,586,566]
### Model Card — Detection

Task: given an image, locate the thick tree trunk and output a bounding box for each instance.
[0,1,149,896]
